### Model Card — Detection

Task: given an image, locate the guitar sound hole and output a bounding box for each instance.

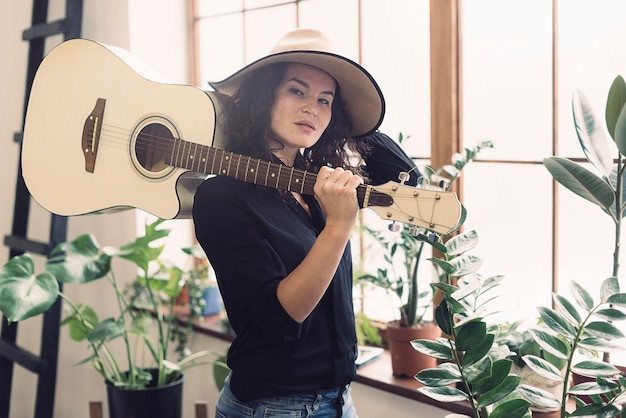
[135,123,173,172]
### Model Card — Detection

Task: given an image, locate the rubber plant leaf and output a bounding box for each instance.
[544,156,615,212]
[606,75,626,139]
[614,101,626,157]
[573,89,615,179]
[0,254,59,322]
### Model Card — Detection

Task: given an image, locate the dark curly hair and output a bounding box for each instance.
[216,62,370,174]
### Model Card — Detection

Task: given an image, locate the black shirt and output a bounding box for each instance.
[192,131,417,401]
[193,174,356,401]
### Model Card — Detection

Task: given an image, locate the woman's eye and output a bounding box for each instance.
[318,98,331,106]
[289,87,304,96]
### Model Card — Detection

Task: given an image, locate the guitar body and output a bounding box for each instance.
[22,39,463,234]
[22,38,225,218]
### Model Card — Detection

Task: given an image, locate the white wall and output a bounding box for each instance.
[1,1,450,417]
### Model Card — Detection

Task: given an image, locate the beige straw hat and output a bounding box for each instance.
[209,28,385,137]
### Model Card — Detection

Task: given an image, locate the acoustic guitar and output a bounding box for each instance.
[22,39,462,235]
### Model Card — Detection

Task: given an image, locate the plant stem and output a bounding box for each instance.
[57,292,123,382]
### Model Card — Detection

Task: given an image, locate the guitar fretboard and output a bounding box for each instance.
[166,138,392,209]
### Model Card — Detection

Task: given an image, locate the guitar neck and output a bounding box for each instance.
[166,138,391,209]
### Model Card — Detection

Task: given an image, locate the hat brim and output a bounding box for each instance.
[209,50,385,137]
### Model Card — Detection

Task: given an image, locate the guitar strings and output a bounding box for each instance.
[90,123,452,230]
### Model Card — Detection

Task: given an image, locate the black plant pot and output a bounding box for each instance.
[106,372,184,418]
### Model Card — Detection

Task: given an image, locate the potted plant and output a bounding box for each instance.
[411,235,533,418]
[355,137,492,377]
[0,218,222,418]
[498,320,567,415]
[516,277,626,417]
[516,76,626,417]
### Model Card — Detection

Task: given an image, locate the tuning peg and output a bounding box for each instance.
[397,171,410,185]
[388,222,400,232]
[408,226,420,236]
[428,233,440,243]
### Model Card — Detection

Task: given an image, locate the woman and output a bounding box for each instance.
[193,28,417,417]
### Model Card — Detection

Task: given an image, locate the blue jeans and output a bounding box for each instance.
[215,374,359,417]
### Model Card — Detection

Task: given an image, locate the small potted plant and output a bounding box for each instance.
[0,218,222,418]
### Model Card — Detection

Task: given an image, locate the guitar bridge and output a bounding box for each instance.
[82,98,106,173]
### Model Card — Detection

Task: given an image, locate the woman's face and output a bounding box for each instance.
[269,63,336,164]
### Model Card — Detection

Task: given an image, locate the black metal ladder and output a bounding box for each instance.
[0,1,83,417]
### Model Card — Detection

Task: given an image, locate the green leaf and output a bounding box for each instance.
[517,384,561,409]
[447,254,482,277]
[0,254,59,322]
[569,380,619,396]
[472,359,512,395]
[62,304,98,341]
[553,293,581,324]
[87,318,126,344]
[543,156,615,212]
[571,281,595,311]
[477,375,521,408]
[606,75,626,139]
[607,293,626,307]
[415,367,461,386]
[578,337,625,352]
[411,339,453,361]
[463,333,494,367]
[131,311,152,336]
[46,234,111,284]
[584,321,624,340]
[538,306,577,339]
[521,354,563,382]
[417,386,468,403]
[528,328,569,359]
[568,403,620,417]
[455,321,486,351]
[594,308,626,322]
[434,300,453,336]
[488,398,530,418]
[600,277,620,302]
[444,229,478,256]
[571,360,620,378]
[572,88,615,178]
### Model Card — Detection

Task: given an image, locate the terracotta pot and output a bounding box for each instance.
[386,320,440,377]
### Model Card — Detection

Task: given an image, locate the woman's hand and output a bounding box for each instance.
[314,166,363,231]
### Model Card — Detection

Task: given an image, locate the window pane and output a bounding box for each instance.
[362,0,430,159]
[299,0,359,62]
[463,163,554,321]
[197,15,244,84]
[244,6,297,62]
[558,0,626,157]
[462,0,553,162]
[198,0,243,16]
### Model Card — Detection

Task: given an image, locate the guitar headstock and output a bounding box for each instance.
[364,181,462,235]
